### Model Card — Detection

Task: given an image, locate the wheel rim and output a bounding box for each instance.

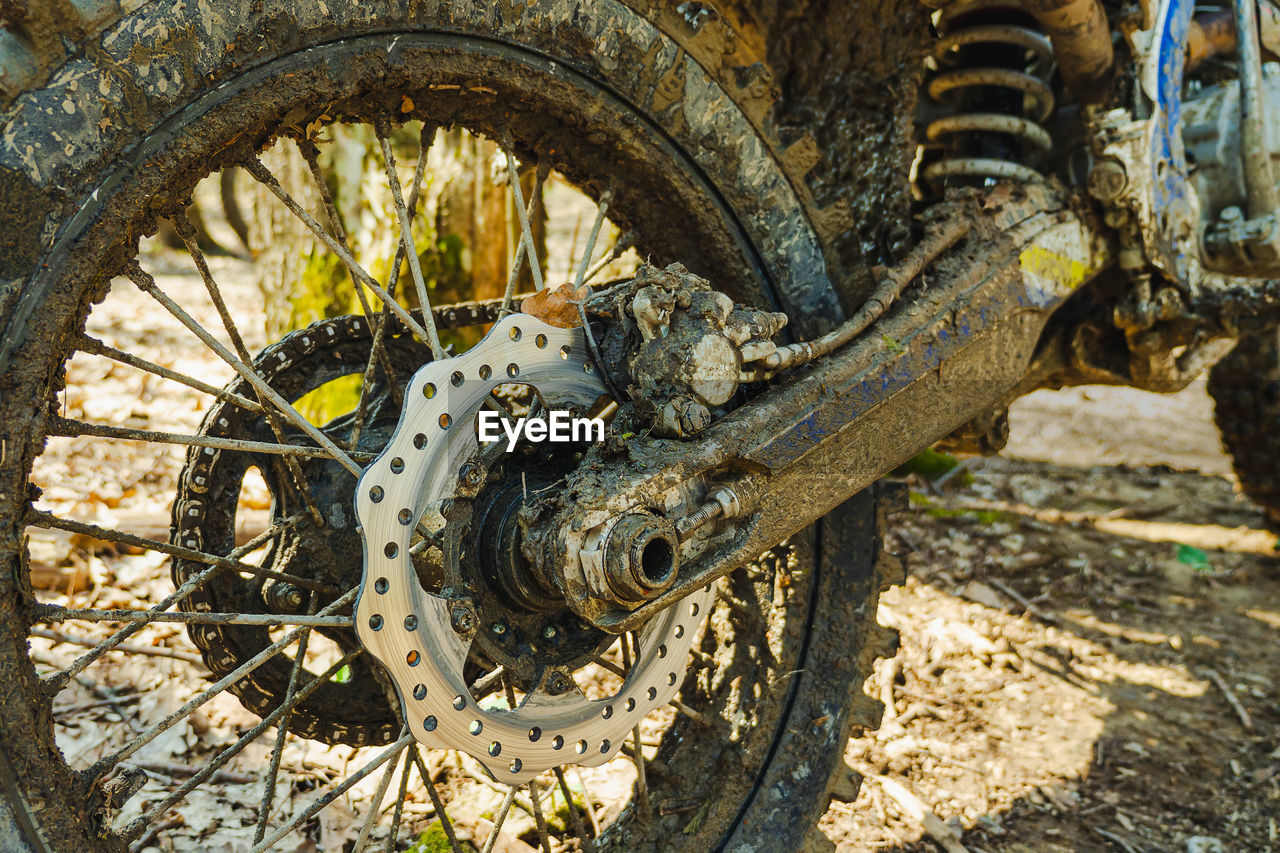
[1,35,834,853]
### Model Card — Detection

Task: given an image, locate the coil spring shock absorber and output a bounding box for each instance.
[921,0,1055,187]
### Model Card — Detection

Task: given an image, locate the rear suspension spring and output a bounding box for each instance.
[921,0,1055,186]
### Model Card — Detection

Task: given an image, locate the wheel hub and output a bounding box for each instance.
[353,312,712,783]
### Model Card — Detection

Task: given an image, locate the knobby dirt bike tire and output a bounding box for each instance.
[1209,327,1280,525]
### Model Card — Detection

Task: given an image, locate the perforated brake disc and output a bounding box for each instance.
[353,312,713,784]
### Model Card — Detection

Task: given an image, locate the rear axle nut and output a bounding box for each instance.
[602,512,681,602]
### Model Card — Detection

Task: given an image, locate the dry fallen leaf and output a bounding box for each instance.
[519,282,589,329]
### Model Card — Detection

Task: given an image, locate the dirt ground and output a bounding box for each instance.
[815,384,1280,852]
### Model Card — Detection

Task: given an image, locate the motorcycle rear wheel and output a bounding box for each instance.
[0,3,899,849]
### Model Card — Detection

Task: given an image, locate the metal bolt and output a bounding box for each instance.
[1087,160,1128,202]
[459,463,484,490]
[546,672,572,695]
[265,583,305,612]
[1221,205,1244,223]
[490,620,507,636]
[449,602,476,636]
[542,625,557,640]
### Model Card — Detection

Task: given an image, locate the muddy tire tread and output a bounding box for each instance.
[1209,328,1280,523]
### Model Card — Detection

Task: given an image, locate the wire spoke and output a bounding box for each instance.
[501,155,550,314]
[27,510,338,595]
[554,766,595,853]
[583,230,631,284]
[33,627,203,665]
[669,697,710,727]
[481,785,518,853]
[573,766,602,837]
[500,162,548,314]
[169,212,332,526]
[352,725,407,853]
[412,748,466,853]
[375,119,445,359]
[352,122,437,446]
[592,657,626,679]
[125,262,363,476]
[381,745,415,853]
[619,635,652,823]
[573,188,614,291]
[250,733,414,853]
[41,512,306,692]
[469,665,506,697]
[76,334,264,414]
[253,591,318,846]
[293,136,402,401]
[45,415,373,463]
[119,649,359,842]
[240,156,437,355]
[33,605,352,628]
[86,587,358,781]
[527,779,553,853]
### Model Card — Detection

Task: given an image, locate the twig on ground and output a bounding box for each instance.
[987,579,1059,625]
[1205,668,1254,731]
[1091,825,1146,853]
[867,773,969,853]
